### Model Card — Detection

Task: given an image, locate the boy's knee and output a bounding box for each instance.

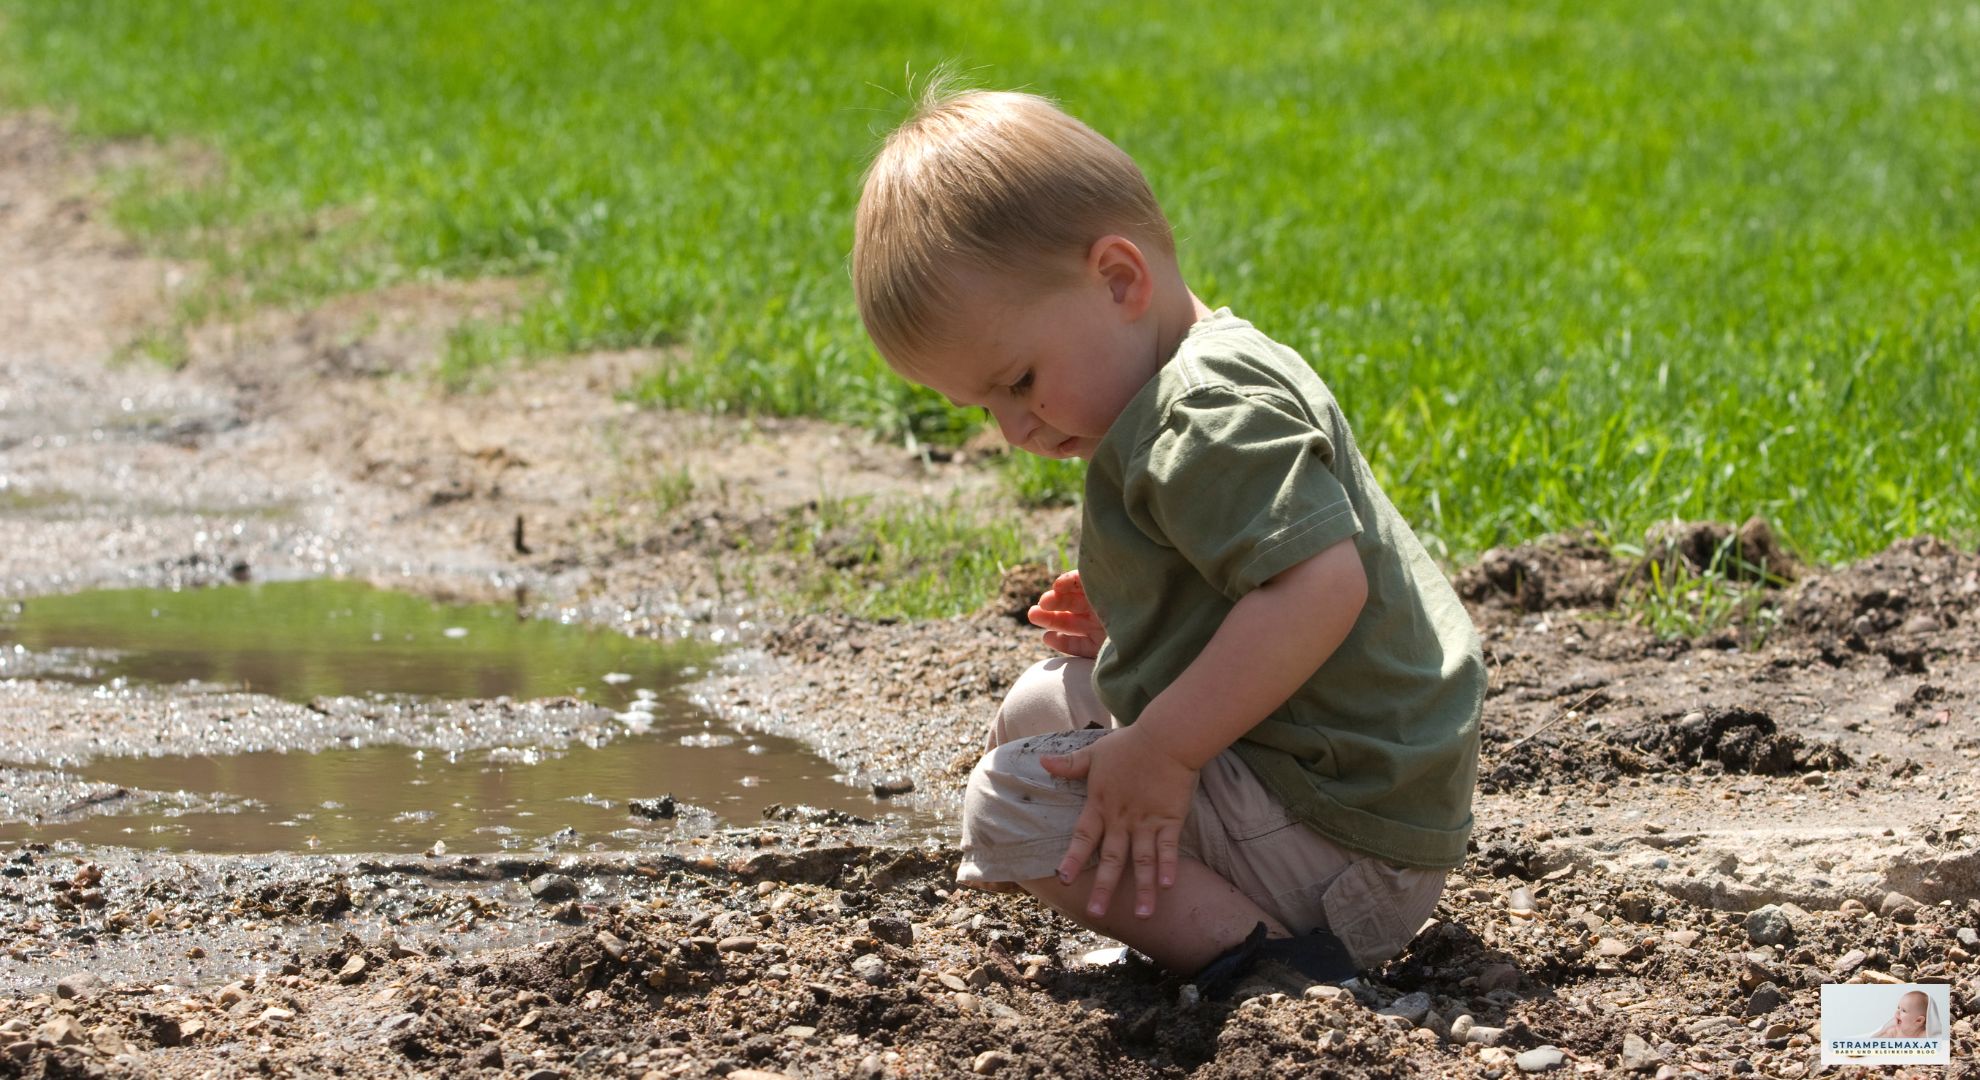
[987,657,1090,748]
[961,729,1105,853]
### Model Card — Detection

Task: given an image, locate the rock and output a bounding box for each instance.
[1878,891,1921,923]
[522,1070,565,1080]
[1177,984,1200,1010]
[1621,1032,1663,1072]
[972,1050,1013,1074]
[1478,1047,1511,1068]
[1450,1014,1476,1041]
[851,954,888,986]
[1466,1025,1506,1047]
[1302,984,1351,1002]
[528,874,580,903]
[1381,991,1432,1025]
[89,1026,126,1056]
[783,1025,817,1039]
[1517,1045,1565,1072]
[37,1016,84,1046]
[1665,929,1699,947]
[1477,963,1520,991]
[871,777,915,798]
[729,1071,796,1080]
[1956,927,1978,948]
[337,956,366,984]
[1745,905,1794,947]
[717,936,759,953]
[1839,898,1869,916]
[215,982,249,1008]
[1833,948,1867,976]
[54,972,102,1000]
[1764,1021,1792,1039]
[937,973,969,992]
[1747,983,1783,1015]
[1619,893,1654,923]
[628,795,676,819]
[596,931,627,962]
[259,1007,294,1024]
[867,914,914,947]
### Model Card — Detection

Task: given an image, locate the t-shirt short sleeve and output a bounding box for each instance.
[1124,386,1363,599]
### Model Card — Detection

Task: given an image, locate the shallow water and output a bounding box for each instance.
[0,581,930,852]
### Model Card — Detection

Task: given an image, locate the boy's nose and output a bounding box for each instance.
[988,402,1038,448]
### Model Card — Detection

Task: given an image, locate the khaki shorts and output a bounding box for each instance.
[958,657,1447,970]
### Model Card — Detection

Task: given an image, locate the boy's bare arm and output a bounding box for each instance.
[1040,536,1369,919]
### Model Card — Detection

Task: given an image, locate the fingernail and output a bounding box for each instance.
[1088,903,1105,916]
[1135,903,1150,917]
[1057,869,1072,885]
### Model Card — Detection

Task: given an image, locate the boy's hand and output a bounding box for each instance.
[1039,724,1196,920]
[1028,570,1107,659]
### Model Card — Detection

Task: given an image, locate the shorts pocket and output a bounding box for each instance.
[1319,858,1447,970]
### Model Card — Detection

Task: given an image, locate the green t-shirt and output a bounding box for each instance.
[1082,308,1484,870]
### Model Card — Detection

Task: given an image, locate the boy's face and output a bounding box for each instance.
[903,251,1160,461]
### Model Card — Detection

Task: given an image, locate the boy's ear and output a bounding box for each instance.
[1088,235,1154,320]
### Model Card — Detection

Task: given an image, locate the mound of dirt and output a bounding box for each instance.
[1782,535,1980,642]
[1455,531,1623,613]
[1625,707,1852,776]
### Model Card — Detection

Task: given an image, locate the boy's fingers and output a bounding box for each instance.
[1038,749,1090,780]
[1130,825,1159,918]
[1086,830,1129,917]
[1156,825,1181,890]
[1056,808,1102,884]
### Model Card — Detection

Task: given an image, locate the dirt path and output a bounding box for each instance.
[1,111,1975,1078]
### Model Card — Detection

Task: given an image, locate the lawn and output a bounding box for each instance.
[3,0,1974,564]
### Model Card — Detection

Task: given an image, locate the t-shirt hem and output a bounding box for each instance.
[1233,502,1363,596]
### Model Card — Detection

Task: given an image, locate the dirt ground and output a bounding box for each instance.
[1,111,1975,1078]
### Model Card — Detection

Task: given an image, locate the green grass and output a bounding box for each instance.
[773,493,1053,622]
[3,0,1976,567]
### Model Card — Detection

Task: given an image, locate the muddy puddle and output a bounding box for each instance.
[0,581,934,852]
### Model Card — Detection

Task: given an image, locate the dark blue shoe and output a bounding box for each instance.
[1195,922,1361,998]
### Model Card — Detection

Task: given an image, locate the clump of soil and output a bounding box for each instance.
[1626,707,1851,776]
[1455,530,1622,613]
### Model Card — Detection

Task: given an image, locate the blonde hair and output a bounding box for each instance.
[852,79,1175,368]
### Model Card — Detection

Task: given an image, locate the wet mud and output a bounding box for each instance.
[1,110,1977,1076]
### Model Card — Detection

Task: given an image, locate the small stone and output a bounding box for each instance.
[596,931,627,962]
[380,1013,418,1033]
[1377,1014,1414,1032]
[522,1070,565,1080]
[851,954,888,986]
[1665,929,1699,947]
[965,964,996,989]
[937,973,969,992]
[1745,905,1793,947]
[628,795,676,819]
[972,1050,1013,1074]
[1478,1047,1511,1068]
[718,936,759,953]
[38,1016,84,1046]
[1302,983,1351,1002]
[337,956,366,984]
[1477,963,1520,991]
[783,1025,817,1039]
[1878,891,1921,923]
[529,874,580,903]
[1620,1032,1663,1073]
[1839,898,1868,916]
[952,992,980,1014]
[1833,948,1866,976]
[1954,926,1979,948]
[1747,983,1783,1015]
[729,1071,796,1080]
[867,915,914,947]
[1597,937,1634,958]
[871,777,915,798]
[54,972,102,1000]
[1764,1021,1792,1039]
[258,1006,294,1024]
[1466,1025,1506,1047]
[1517,1045,1565,1072]
[88,1026,126,1056]
[1450,1014,1476,1041]
[1381,991,1432,1025]
[215,982,248,1008]
[1177,984,1200,1010]
[1619,893,1654,923]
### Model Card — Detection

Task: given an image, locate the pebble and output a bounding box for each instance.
[1747,983,1783,1015]
[337,956,366,984]
[38,1016,83,1046]
[972,1050,1013,1074]
[851,954,888,986]
[1958,927,1979,948]
[1450,1014,1476,1041]
[1745,905,1793,947]
[259,1007,294,1024]
[596,931,627,962]
[1620,1032,1662,1073]
[1477,963,1519,992]
[528,874,580,903]
[1177,984,1200,1010]
[1833,949,1867,976]
[717,936,759,953]
[1878,891,1921,923]
[937,973,969,992]
[1764,1022,1792,1040]
[1478,1047,1511,1067]
[1839,898,1868,916]
[1466,1025,1506,1047]
[866,915,914,947]
[53,972,102,1000]
[1302,984,1351,1002]
[729,1071,794,1080]
[871,777,915,798]
[1665,930,1699,947]
[1381,991,1431,1025]
[1516,1045,1565,1072]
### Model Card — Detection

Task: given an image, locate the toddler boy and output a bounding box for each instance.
[851,84,1484,983]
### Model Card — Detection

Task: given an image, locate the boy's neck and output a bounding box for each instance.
[1152,282,1217,370]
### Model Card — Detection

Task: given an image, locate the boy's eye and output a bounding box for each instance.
[1008,372,1034,396]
